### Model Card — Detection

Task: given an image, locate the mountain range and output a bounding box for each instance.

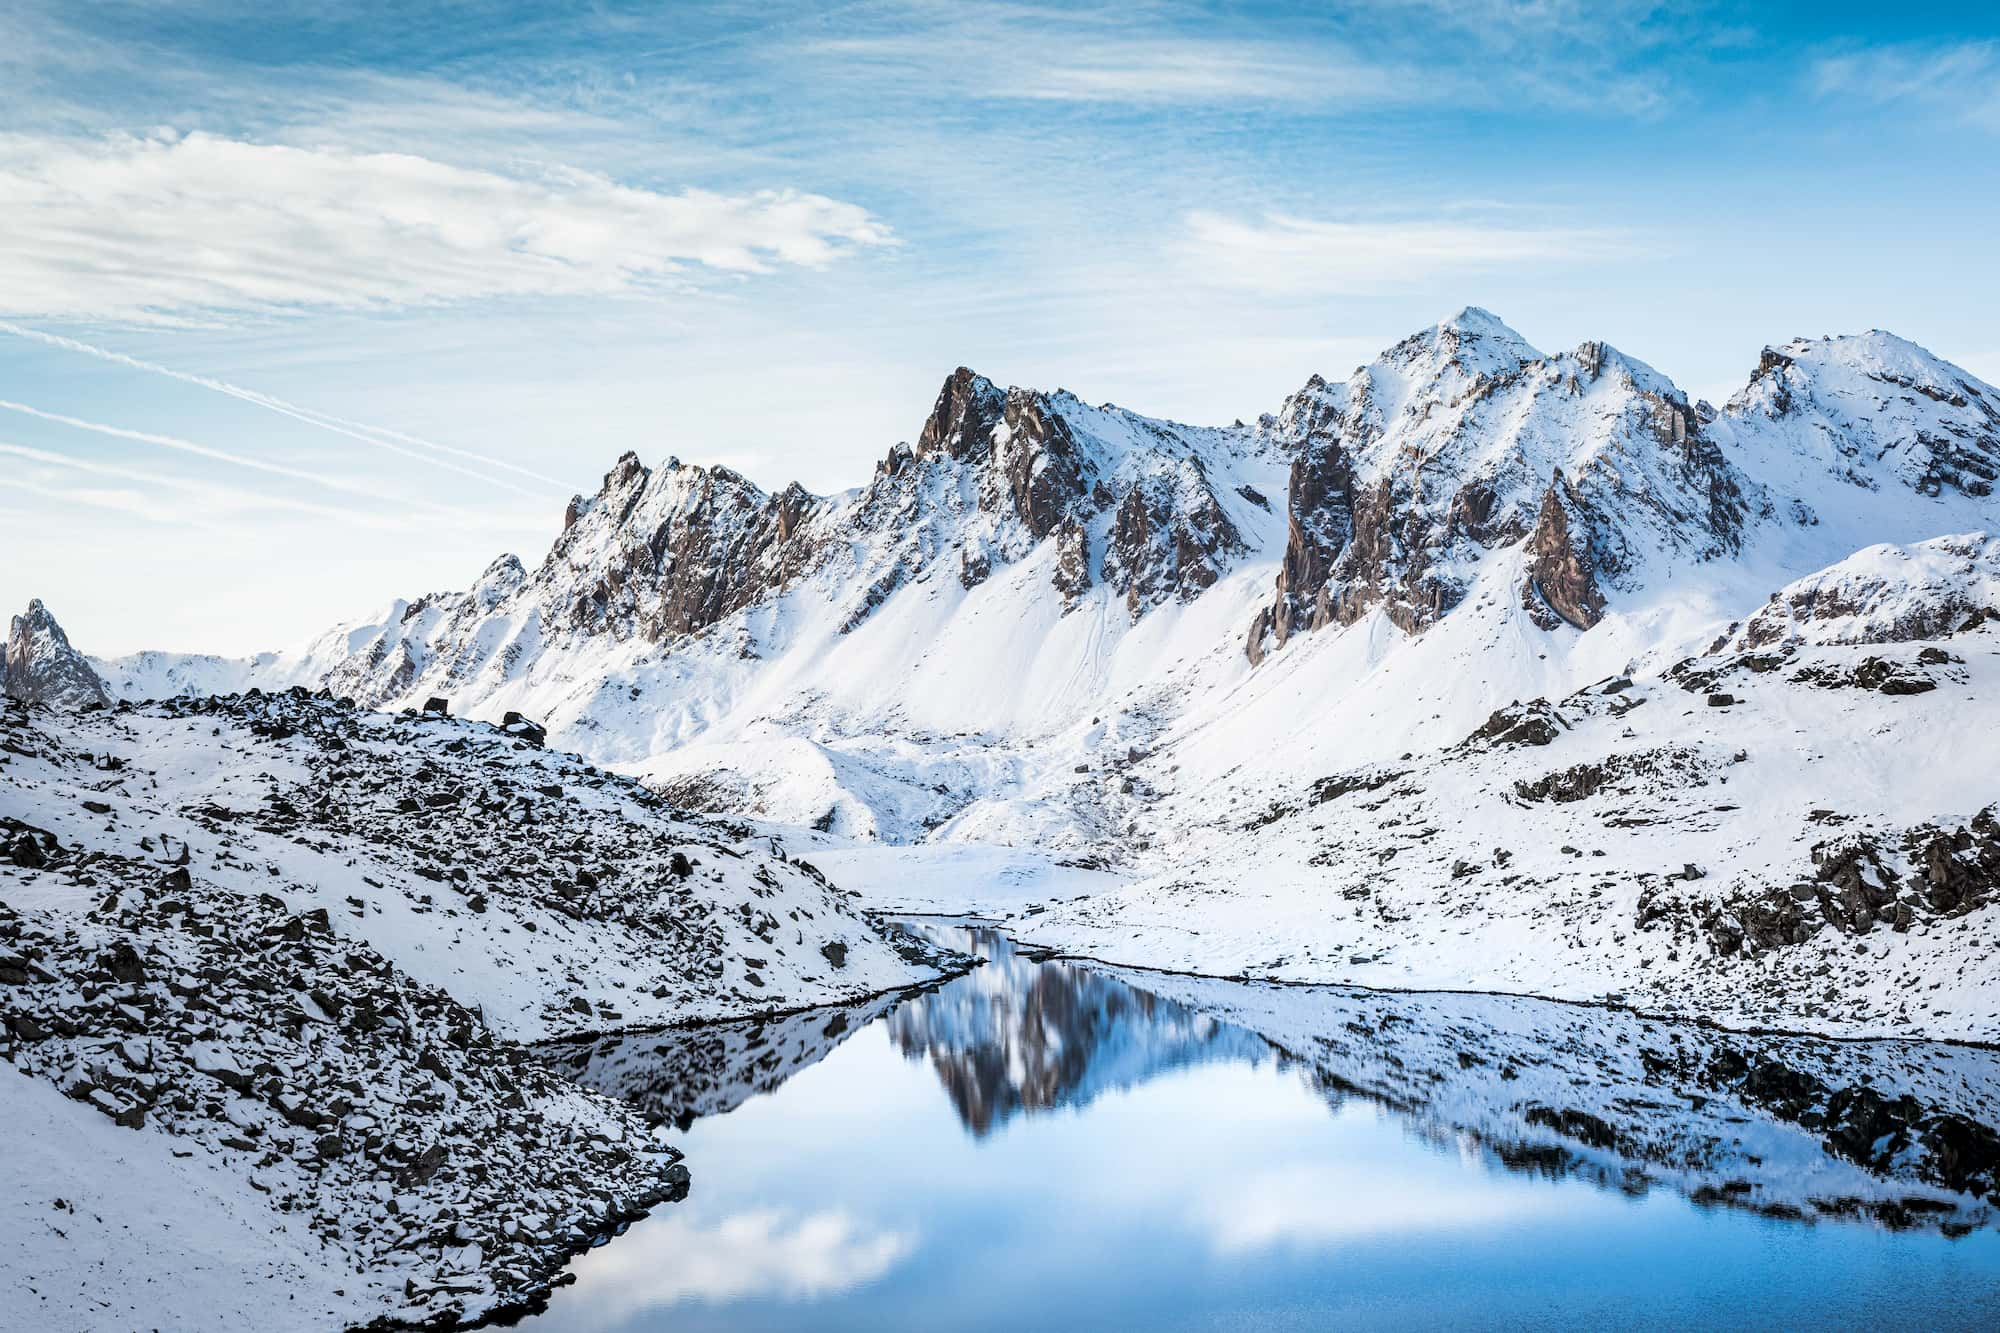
[8,306,2000,1039]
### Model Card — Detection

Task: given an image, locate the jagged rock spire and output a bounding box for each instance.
[3,599,111,709]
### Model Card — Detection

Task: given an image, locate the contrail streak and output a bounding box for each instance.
[0,397,463,518]
[0,440,414,530]
[0,320,571,495]
[0,474,219,530]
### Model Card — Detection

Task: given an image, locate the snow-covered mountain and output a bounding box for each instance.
[140,310,1985,851]
[1248,307,1754,650]
[4,598,110,709]
[286,365,1269,719]
[22,306,2000,1038]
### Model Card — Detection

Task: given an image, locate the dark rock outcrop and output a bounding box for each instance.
[916,367,1006,464]
[1461,699,1566,750]
[1267,446,1353,647]
[1523,469,1607,630]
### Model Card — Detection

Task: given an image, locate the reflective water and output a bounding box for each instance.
[530,921,2000,1330]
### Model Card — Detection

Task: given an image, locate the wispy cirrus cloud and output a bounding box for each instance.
[1174,209,1639,294]
[791,0,1705,114]
[0,129,895,321]
[1813,40,2000,133]
[809,30,1436,107]
[0,440,417,530]
[0,319,569,495]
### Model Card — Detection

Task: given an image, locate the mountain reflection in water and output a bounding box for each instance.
[546,920,2000,1233]
[527,921,2000,1331]
[881,922,1270,1135]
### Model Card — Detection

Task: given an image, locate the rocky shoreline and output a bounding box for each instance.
[0,688,958,1330]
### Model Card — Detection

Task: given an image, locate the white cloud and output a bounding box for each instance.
[1018,40,1419,104]
[1175,209,1637,294]
[810,33,1429,106]
[803,18,1438,109]
[1195,1160,1572,1253]
[562,1208,914,1320]
[0,130,895,320]
[1813,41,2000,133]
[794,2,1685,113]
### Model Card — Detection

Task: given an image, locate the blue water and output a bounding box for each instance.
[528,923,2000,1331]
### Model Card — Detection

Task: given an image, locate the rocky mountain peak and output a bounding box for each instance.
[1391,305,1540,384]
[472,554,527,609]
[1250,314,1753,657]
[1722,331,1999,503]
[1439,303,1538,348]
[3,598,110,709]
[916,366,1006,463]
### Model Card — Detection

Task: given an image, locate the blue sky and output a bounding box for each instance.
[3,0,1998,654]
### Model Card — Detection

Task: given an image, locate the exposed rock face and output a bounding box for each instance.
[2,600,109,709]
[554,453,812,642]
[916,366,1006,463]
[1101,469,1242,618]
[991,390,1087,541]
[1523,469,1607,630]
[1248,308,1754,657]
[1269,444,1353,646]
[1716,532,2000,652]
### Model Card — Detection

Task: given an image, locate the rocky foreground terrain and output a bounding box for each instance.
[0,686,957,1328]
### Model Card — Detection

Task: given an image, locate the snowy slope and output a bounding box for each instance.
[1022,548,2000,1041]
[0,1064,409,1331]
[89,647,271,702]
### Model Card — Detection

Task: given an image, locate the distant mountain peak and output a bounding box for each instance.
[1438,303,1523,338]
[3,598,110,709]
[1719,327,2000,506]
[1425,304,1542,370]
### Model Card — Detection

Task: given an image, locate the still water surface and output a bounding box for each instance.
[529,921,2000,1330]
